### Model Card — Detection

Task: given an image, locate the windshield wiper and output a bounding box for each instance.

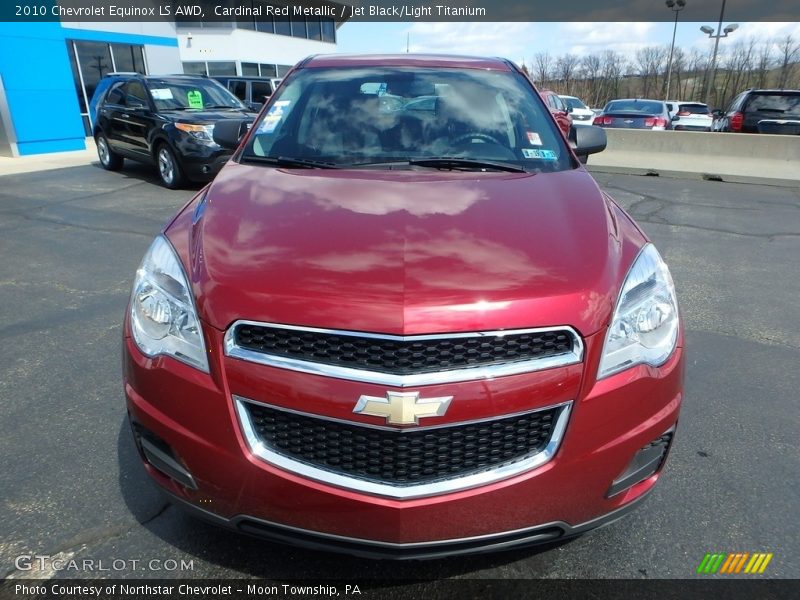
[240,155,339,169]
[408,157,527,173]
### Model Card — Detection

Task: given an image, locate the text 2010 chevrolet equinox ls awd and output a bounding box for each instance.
[123,55,684,559]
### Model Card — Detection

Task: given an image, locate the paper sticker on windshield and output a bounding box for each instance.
[150,88,173,101]
[522,148,557,160]
[187,90,203,109]
[526,131,543,146]
[257,100,291,134]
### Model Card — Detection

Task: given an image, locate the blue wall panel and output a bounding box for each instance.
[0,22,176,155]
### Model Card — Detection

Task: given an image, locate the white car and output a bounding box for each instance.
[559,95,595,126]
[665,101,714,132]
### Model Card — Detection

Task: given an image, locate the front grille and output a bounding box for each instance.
[243,402,563,486]
[232,324,575,376]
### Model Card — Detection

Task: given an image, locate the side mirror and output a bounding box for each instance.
[247,101,263,112]
[567,105,573,113]
[712,109,723,118]
[213,119,249,149]
[671,115,680,121]
[570,125,607,159]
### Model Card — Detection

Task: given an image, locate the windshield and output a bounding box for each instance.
[605,100,664,114]
[146,79,245,111]
[241,66,572,172]
[564,97,587,110]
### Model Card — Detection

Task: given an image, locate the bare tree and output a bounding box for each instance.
[555,54,580,95]
[755,38,773,89]
[777,34,800,89]
[635,46,668,98]
[533,52,553,88]
[580,54,603,107]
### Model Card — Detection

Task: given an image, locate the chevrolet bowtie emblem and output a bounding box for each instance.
[353,391,453,425]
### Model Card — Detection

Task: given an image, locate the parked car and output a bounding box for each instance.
[713,89,800,135]
[666,101,713,132]
[560,94,595,126]
[214,76,282,111]
[540,89,573,135]
[594,99,673,130]
[91,74,256,188]
[123,54,683,558]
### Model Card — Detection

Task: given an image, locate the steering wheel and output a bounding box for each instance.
[452,132,503,146]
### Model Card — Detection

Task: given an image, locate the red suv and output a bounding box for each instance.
[540,89,573,136]
[123,54,684,558]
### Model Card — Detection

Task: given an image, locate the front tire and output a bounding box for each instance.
[156,143,186,189]
[96,134,123,171]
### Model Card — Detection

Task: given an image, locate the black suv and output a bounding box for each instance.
[713,89,800,135]
[91,74,255,188]
[214,76,282,111]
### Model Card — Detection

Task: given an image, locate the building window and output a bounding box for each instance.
[182,61,207,76]
[207,62,237,76]
[66,39,147,136]
[259,64,277,78]
[274,15,291,37]
[276,64,292,77]
[291,17,307,38]
[242,62,260,76]
[110,44,145,74]
[306,18,322,41]
[321,19,336,43]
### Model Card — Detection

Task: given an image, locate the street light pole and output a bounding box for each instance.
[664,0,686,102]
[701,0,738,106]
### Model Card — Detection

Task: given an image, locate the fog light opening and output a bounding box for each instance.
[131,422,198,490]
[606,429,674,498]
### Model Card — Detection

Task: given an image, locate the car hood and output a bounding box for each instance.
[167,163,645,336]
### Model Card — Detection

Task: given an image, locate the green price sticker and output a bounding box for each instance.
[187,90,203,109]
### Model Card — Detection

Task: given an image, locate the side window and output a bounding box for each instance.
[730,93,746,112]
[125,81,148,108]
[251,81,272,102]
[105,82,126,106]
[229,80,247,102]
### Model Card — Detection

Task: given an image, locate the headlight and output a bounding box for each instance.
[175,122,215,142]
[598,244,679,379]
[129,236,209,372]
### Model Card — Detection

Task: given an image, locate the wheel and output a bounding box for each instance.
[156,143,186,189]
[95,133,123,171]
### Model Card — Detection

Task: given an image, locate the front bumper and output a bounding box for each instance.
[171,137,231,182]
[123,323,684,556]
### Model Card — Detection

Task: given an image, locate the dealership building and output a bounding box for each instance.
[0,11,341,156]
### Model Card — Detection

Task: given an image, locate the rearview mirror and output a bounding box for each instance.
[213,119,249,149]
[570,125,607,159]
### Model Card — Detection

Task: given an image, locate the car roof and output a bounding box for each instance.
[304,53,513,71]
[745,88,800,94]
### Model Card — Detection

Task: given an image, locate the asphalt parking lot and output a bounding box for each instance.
[0,161,798,582]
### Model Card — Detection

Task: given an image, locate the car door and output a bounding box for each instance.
[120,80,156,160]
[97,81,128,152]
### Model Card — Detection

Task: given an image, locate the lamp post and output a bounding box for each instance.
[701,0,738,106]
[664,0,686,102]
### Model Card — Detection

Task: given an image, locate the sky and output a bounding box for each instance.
[335,22,800,64]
